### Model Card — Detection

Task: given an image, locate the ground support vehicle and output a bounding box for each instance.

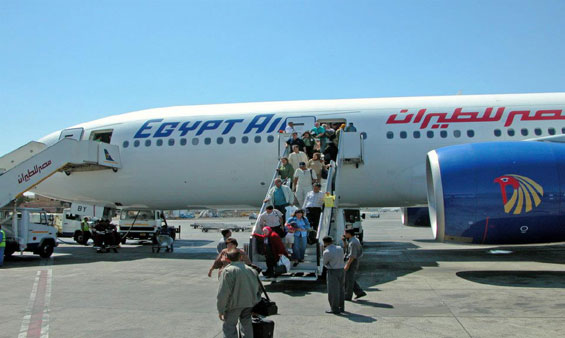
[1,208,58,258]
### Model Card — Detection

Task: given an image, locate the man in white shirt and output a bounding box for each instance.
[255,205,284,237]
[285,121,295,134]
[293,162,317,207]
[288,145,308,173]
[303,183,324,230]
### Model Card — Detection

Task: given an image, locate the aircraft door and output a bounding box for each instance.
[59,128,84,141]
[285,116,316,134]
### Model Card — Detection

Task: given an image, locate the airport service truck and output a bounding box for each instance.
[342,208,366,244]
[59,204,115,244]
[1,208,58,258]
[118,209,165,242]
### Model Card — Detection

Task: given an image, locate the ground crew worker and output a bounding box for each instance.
[323,236,345,314]
[0,225,5,267]
[81,217,91,245]
[343,229,367,300]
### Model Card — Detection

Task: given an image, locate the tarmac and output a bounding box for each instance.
[2,211,565,338]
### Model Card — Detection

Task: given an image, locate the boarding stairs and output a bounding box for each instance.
[248,130,366,281]
[0,138,121,209]
[248,155,339,281]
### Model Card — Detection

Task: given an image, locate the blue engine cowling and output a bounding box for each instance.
[426,141,565,244]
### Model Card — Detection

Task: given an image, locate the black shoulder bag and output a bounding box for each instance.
[252,276,278,316]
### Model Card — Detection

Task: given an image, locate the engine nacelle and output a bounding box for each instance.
[426,141,565,244]
[401,207,430,227]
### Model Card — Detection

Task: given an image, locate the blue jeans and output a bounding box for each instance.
[0,247,4,266]
[292,236,307,261]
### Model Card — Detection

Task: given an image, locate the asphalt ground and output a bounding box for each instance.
[1,212,565,338]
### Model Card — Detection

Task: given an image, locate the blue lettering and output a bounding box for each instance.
[222,119,244,135]
[154,122,179,138]
[244,114,274,134]
[134,119,163,138]
[267,117,283,133]
[196,120,222,136]
[179,121,201,136]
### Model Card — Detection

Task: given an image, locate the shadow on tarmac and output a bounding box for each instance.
[0,239,217,269]
[339,311,377,323]
[456,270,565,288]
[354,299,394,309]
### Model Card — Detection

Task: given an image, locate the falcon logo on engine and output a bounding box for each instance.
[494,175,544,214]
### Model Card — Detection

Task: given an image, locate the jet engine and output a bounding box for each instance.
[426,141,565,244]
[401,207,430,227]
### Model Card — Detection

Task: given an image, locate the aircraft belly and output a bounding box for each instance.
[33,142,277,209]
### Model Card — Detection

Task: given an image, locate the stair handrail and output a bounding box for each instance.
[315,160,336,272]
[249,143,290,262]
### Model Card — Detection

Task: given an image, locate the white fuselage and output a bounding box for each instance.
[33,93,565,209]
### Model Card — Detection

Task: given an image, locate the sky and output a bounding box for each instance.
[1,0,565,155]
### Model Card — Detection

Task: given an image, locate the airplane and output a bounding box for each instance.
[9,92,565,245]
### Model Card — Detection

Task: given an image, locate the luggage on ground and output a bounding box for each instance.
[252,316,275,338]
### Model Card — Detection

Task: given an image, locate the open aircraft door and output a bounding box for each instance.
[285,116,316,134]
[59,128,84,141]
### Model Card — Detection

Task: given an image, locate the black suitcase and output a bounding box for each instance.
[252,316,274,338]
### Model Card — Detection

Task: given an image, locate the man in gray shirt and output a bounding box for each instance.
[322,236,345,314]
[343,229,367,301]
[217,249,261,338]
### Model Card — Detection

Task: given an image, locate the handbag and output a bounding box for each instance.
[321,167,328,179]
[307,230,317,245]
[252,276,278,316]
[277,255,291,273]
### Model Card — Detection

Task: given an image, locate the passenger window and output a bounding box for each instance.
[440,130,447,138]
[145,140,151,147]
[494,129,501,137]
[508,129,515,136]
[168,138,175,146]
[521,128,528,136]
[217,137,224,144]
[229,137,236,144]
[413,131,420,139]
[123,141,129,148]
[549,128,556,135]
[400,131,407,139]
[254,136,261,143]
[242,136,249,144]
[453,130,461,138]
[534,128,542,136]
[267,135,275,143]
[386,132,394,139]
[204,138,211,145]
[467,130,475,138]
[562,127,565,134]
[156,139,163,146]
[427,131,434,138]
[180,138,187,146]
[133,140,140,147]
[192,138,199,145]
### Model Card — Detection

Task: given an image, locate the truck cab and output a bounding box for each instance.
[118,209,163,242]
[343,208,365,244]
[1,208,58,258]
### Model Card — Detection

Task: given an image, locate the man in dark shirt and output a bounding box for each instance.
[286,132,306,152]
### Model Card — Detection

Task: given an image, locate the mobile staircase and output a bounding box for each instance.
[248,129,367,281]
[0,138,121,208]
[0,137,121,250]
